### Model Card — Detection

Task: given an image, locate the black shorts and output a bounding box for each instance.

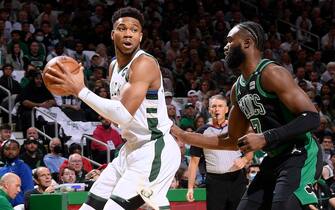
[238,139,322,210]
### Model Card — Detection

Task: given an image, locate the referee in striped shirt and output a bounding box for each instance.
[186,94,253,210]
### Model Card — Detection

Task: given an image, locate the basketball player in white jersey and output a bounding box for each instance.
[45,7,180,210]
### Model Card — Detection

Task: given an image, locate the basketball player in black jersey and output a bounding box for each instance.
[172,21,321,210]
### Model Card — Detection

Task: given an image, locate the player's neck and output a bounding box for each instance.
[115,48,140,68]
[240,55,261,80]
[115,53,133,68]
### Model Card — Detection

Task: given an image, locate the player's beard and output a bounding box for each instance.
[225,44,246,70]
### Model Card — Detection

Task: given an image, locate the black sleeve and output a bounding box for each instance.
[263,111,320,150]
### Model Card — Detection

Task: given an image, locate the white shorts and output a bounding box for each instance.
[89,134,181,208]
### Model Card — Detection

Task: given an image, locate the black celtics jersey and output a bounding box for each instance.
[235,59,314,156]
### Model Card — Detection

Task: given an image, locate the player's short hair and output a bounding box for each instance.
[112,7,144,28]
[237,21,265,51]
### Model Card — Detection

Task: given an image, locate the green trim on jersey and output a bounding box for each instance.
[240,59,271,86]
[294,132,319,205]
[255,59,276,98]
[149,136,165,182]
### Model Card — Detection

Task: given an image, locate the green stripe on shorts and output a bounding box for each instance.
[294,133,319,205]
[149,136,165,182]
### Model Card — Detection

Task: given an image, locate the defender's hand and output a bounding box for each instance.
[171,124,184,141]
[238,133,266,153]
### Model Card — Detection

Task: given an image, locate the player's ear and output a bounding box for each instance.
[243,38,251,49]
[111,30,115,41]
[140,32,143,42]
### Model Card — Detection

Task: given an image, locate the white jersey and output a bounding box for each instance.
[110,49,172,148]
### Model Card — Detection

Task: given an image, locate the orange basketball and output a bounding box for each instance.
[43,56,80,96]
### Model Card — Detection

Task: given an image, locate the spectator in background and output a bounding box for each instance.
[0,124,12,147]
[246,164,260,186]
[167,104,180,125]
[165,91,181,118]
[22,40,45,69]
[24,167,56,210]
[0,64,21,105]
[0,173,21,210]
[16,70,56,133]
[91,116,123,164]
[19,136,44,170]
[46,42,70,62]
[59,167,76,184]
[71,40,90,70]
[67,153,87,183]
[0,139,34,206]
[321,135,334,164]
[5,43,24,70]
[59,143,92,179]
[180,103,196,130]
[312,51,327,74]
[187,89,201,113]
[321,62,335,84]
[43,138,66,178]
[25,127,47,154]
[7,30,28,55]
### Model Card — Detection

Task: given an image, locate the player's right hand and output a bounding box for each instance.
[186,188,194,202]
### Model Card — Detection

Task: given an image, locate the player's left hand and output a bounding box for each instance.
[238,133,266,153]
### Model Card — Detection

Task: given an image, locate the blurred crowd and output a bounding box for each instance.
[0,0,335,209]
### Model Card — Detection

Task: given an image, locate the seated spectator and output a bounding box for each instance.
[91,116,123,164]
[67,153,87,183]
[5,43,25,70]
[59,167,76,184]
[0,139,34,206]
[180,103,196,129]
[43,138,66,178]
[321,62,335,84]
[7,30,28,55]
[0,64,21,105]
[16,70,56,133]
[0,173,21,210]
[22,40,46,69]
[46,42,70,62]
[0,124,14,149]
[19,136,45,170]
[246,164,260,186]
[59,143,92,176]
[25,127,47,154]
[24,167,56,210]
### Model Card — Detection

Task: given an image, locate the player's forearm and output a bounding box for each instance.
[263,111,320,150]
[78,87,133,127]
[179,131,238,150]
